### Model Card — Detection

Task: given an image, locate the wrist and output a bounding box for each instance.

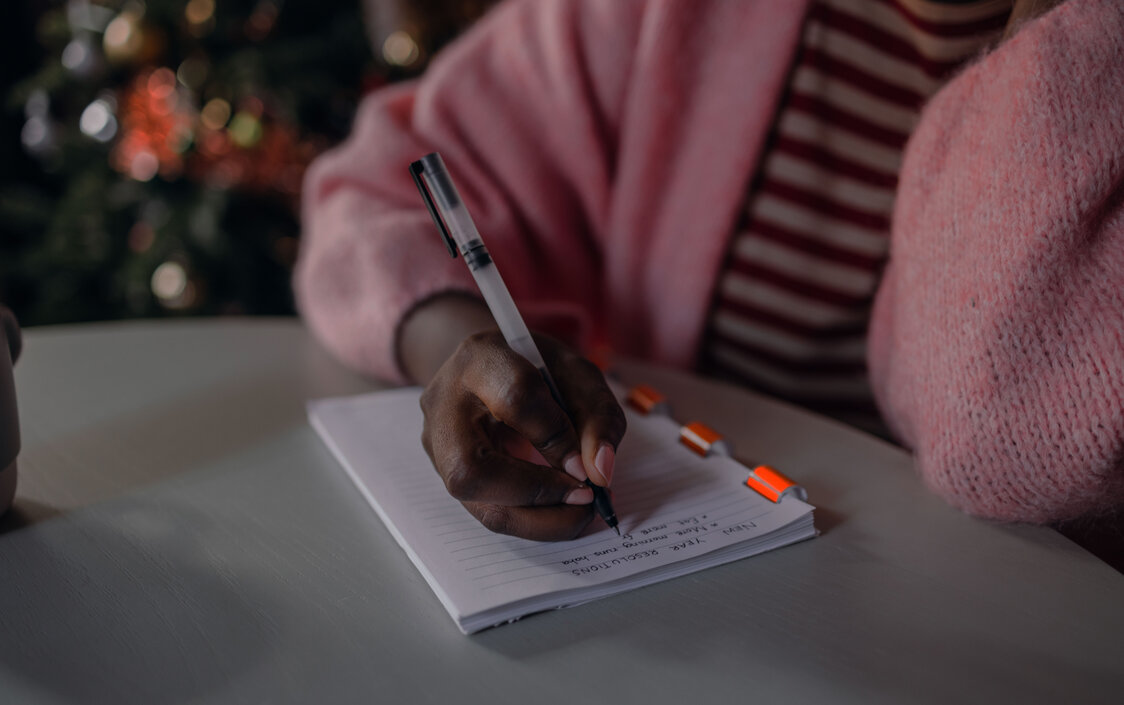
[397,292,496,384]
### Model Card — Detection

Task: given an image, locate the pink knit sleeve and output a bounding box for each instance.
[295,0,641,381]
[868,0,1124,523]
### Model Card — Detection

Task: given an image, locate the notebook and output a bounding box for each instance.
[307,385,816,634]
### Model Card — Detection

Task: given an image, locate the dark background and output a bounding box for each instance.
[1,0,498,327]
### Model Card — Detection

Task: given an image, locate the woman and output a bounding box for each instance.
[296,0,1124,552]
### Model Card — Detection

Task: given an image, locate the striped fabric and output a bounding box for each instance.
[699,0,1010,434]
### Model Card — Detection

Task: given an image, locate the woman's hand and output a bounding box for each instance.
[399,295,625,541]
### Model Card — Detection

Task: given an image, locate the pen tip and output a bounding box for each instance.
[614,526,621,536]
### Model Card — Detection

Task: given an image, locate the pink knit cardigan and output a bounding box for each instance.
[296,0,1124,525]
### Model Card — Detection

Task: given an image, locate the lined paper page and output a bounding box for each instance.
[309,387,814,632]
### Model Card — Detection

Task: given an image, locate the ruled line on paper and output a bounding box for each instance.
[447,535,526,553]
[436,526,490,538]
[430,517,476,529]
[457,531,623,566]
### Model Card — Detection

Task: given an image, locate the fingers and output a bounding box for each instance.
[455,332,587,479]
[422,394,589,508]
[421,397,594,540]
[540,340,627,488]
[419,331,596,540]
[418,329,625,541]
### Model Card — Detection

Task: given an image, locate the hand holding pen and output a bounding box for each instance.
[404,153,625,542]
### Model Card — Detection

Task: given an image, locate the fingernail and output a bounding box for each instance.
[564,487,594,505]
[593,444,614,486]
[563,454,588,481]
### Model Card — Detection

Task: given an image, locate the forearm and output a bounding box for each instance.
[398,294,496,385]
[297,0,629,383]
[870,0,1124,522]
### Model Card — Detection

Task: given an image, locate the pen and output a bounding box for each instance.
[409,152,620,536]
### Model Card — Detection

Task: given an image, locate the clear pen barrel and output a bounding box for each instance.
[471,262,547,371]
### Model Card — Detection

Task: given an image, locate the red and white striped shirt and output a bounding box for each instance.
[699,0,1011,433]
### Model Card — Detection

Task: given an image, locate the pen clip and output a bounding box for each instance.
[409,159,458,258]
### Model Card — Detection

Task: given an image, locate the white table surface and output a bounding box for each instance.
[1,318,1121,705]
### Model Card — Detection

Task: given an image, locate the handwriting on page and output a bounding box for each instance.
[463,504,774,588]
[564,515,739,574]
[430,446,781,591]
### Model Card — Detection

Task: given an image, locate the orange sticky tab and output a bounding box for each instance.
[745,465,806,503]
[678,422,730,457]
[627,384,668,415]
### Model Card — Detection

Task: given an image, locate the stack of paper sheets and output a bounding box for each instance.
[309,387,816,634]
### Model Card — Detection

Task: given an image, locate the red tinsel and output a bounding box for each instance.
[110,68,192,181]
[111,68,322,200]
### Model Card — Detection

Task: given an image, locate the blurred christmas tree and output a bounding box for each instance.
[1,0,380,324]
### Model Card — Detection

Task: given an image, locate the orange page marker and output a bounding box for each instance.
[627,384,670,416]
[746,465,807,503]
[678,422,731,457]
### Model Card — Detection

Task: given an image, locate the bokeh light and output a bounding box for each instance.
[185,0,216,26]
[382,30,420,67]
[200,98,232,131]
[103,11,143,59]
[176,56,209,89]
[79,99,118,142]
[128,151,160,181]
[151,262,187,300]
